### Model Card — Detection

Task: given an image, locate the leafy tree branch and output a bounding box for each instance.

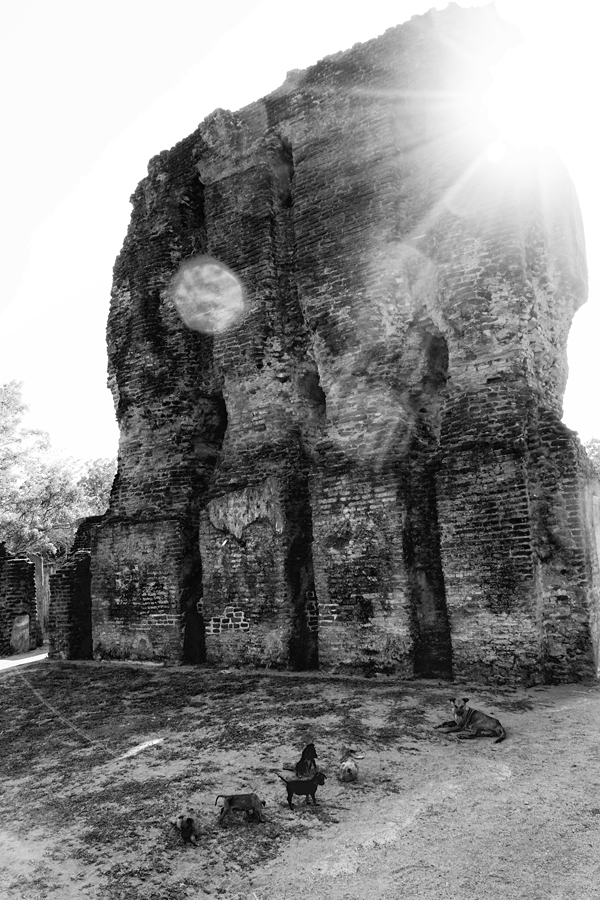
[0,382,116,557]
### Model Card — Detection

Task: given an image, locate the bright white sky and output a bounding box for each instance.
[1,0,598,460]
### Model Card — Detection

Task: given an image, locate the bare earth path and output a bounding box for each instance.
[1,659,600,899]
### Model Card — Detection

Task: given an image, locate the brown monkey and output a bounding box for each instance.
[435,698,506,743]
[215,793,267,822]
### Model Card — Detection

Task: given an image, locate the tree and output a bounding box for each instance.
[583,439,600,479]
[0,381,47,494]
[77,457,117,514]
[3,454,83,556]
[0,382,116,557]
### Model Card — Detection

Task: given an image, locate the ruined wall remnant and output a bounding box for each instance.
[48,551,93,660]
[0,544,41,655]
[28,553,54,640]
[47,519,102,660]
[85,4,600,683]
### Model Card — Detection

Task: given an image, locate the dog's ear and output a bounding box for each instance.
[462,698,469,704]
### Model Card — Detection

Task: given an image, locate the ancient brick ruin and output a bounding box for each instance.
[58,4,600,684]
[0,544,42,654]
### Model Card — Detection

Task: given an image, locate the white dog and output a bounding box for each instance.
[338,748,364,782]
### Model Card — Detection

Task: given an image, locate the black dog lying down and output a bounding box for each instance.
[277,772,327,810]
[295,742,318,777]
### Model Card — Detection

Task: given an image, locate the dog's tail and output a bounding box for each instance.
[494,727,506,744]
[214,795,224,806]
[276,774,289,784]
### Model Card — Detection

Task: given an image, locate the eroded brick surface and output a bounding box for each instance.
[58,6,600,682]
[48,551,93,660]
[0,546,40,655]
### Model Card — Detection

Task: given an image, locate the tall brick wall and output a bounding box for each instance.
[88,4,600,683]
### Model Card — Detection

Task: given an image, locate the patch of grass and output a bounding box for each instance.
[497,698,535,712]
[213,721,269,748]
[371,724,405,744]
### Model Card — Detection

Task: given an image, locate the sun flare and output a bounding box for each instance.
[483,2,581,159]
[484,48,552,151]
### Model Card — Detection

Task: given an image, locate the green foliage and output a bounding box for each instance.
[583,438,600,479]
[77,457,117,513]
[0,381,48,485]
[0,382,116,557]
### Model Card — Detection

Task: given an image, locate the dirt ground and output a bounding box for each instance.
[1,656,600,900]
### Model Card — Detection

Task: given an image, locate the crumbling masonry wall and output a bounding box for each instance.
[87,4,600,683]
[47,519,104,660]
[0,546,41,655]
[48,551,93,660]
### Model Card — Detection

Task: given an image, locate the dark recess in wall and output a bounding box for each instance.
[402,330,452,678]
[181,524,206,664]
[286,466,319,671]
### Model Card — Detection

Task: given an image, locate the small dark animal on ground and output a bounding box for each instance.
[172,812,201,845]
[295,742,318,777]
[215,793,267,823]
[277,772,327,810]
[245,802,267,822]
[435,698,506,743]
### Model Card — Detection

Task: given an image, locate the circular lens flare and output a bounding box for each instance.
[171,256,245,334]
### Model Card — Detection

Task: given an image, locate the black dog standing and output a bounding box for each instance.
[295,742,318,777]
[277,772,327,810]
